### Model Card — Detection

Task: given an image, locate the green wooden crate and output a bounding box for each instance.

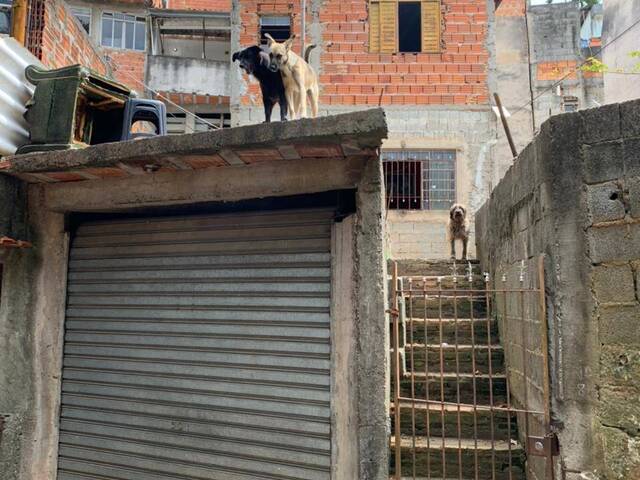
[17,64,132,154]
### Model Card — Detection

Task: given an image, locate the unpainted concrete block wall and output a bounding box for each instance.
[475,99,640,480]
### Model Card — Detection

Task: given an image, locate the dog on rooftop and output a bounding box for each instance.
[232,45,288,122]
[448,203,469,261]
[264,34,319,120]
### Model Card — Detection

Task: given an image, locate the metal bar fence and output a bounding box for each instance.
[389,257,555,480]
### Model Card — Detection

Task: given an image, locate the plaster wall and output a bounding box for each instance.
[602,0,640,105]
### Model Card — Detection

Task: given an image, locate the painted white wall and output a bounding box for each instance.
[146,56,229,96]
[602,0,640,104]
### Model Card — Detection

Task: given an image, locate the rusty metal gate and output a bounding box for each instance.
[389,257,556,480]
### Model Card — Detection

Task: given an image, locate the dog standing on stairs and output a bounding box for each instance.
[448,203,469,260]
[264,34,319,119]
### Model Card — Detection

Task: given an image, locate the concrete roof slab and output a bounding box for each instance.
[0,109,387,184]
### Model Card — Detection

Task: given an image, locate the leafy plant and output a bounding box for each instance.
[581,52,640,74]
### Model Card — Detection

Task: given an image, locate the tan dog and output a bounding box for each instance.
[448,204,470,260]
[265,34,319,119]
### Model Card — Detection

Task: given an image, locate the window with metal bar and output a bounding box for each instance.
[383,150,456,210]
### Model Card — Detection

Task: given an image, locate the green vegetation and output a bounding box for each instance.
[582,51,640,74]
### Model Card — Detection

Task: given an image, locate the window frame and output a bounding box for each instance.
[70,6,92,35]
[369,0,442,54]
[259,15,292,44]
[383,149,457,211]
[101,11,146,51]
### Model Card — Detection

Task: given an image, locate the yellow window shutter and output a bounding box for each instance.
[369,1,380,53]
[421,0,441,53]
[379,0,398,54]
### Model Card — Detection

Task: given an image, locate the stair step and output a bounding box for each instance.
[391,402,516,441]
[390,436,525,480]
[405,344,504,375]
[399,373,507,404]
[403,318,499,344]
[404,297,487,318]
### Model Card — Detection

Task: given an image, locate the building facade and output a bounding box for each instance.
[231,0,496,259]
[9,0,605,259]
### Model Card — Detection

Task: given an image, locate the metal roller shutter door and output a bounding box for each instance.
[57,209,333,480]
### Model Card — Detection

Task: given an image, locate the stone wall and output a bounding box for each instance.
[475,99,640,479]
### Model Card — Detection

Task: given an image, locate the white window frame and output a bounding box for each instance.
[101,11,146,51]
[382,149,457,211]
[70,6,91,35]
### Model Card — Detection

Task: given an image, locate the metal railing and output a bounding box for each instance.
[389,258,556,480]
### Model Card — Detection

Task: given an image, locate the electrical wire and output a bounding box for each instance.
[104,56,222,132]
[508,13,640,118]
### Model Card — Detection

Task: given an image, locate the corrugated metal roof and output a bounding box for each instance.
[0,37,43,156]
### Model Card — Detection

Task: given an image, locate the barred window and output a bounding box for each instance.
[383,150,456,210]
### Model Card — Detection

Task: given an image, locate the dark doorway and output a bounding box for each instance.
[398,2,421,53]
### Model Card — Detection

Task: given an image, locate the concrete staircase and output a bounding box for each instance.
[389,260,526,480]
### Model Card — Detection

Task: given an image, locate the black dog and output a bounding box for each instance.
[232,46,288,122]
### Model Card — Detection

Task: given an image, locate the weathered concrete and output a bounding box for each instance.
[0,174,28,242]
[0,114,389,479]
[234,105,496,260]
[1,109,388,175]
[354,153,389,479]
[476,98,640,479]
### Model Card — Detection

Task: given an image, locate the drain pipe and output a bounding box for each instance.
[10,0,28,46]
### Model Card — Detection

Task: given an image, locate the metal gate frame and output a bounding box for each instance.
[390,256,557,480]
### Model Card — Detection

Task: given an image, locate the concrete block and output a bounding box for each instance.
[636,262,640,301]
[600,345,640,389]
[599,426,640,480]
[592,264,636,303]
[629,176,640,219]
[583,141,624,184]
[624,137,640,179]
[598,386,640,436]
[599,304,640,345]
[588,223,640,263]
[620,99,640,139]
[580,103,621,144]
[586,181,626,224]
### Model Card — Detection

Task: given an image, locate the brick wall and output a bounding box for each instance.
[103,48,146,91]
[237,0,490,108]
[475,99,640,480]
[495,0,524,17]
[34,0,110,75]
[169,0,231,11]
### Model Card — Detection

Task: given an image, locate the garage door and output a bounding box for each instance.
[56,209,333,480]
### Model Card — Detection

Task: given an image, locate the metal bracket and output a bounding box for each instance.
[527,433,559,457]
